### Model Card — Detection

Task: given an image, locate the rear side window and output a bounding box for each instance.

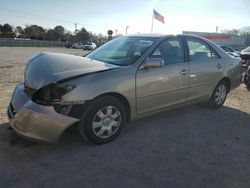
[150,38,184,64]
[221,46,234,52]
[187,38,219,61]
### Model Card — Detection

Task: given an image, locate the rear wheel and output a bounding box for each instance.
[79,96,126,144]
[209,80,229,109]
[243,73,250,88]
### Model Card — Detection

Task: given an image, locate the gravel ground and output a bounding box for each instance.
[0,47,250,188]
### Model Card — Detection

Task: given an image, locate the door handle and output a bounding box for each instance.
[180,69,187,75]
[216,64,222,69]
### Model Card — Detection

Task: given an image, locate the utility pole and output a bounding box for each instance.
[115,29,118,36]
[151,12,154,33]
[126,26,129,35]
[74,23,78,31]
[216,26,218,33]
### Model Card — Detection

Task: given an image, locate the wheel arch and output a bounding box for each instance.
[220,77,231,91]
[209,77,231,98]
[94,92,131,122]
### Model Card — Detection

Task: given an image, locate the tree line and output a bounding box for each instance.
[221,26,250,37]
[1,23,250,46]
[0,23,108,44]
[220,27,250,46]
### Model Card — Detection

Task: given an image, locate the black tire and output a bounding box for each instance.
[79,96,127,144]
[243,73,250,88]
[209,80,229,109]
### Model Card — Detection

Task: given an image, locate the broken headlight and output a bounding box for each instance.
[32,83,75,106]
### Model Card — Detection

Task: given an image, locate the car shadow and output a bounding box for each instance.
[1,104,250,150]
[0,123,41,148]
[0,121,90,149]
[1,104,250,187]
[122,103,250,138]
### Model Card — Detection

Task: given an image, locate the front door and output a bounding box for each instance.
[136,37,190,114]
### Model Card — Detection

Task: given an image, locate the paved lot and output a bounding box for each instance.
[0,47,250,188]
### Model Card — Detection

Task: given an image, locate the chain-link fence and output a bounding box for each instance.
[0,38,65,47]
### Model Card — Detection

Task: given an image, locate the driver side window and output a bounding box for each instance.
[150,38,184,64]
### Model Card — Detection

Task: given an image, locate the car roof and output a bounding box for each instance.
[125,33,210,40]
[126,33,165,38]
[219,45,233,48]
[119,34,220,49]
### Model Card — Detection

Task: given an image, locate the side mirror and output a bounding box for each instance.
[143,58,165,69]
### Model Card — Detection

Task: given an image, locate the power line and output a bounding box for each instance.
[0,6,96,29]
[0,6,74,25]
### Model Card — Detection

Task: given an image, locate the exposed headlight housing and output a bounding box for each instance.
[32,83,75,106]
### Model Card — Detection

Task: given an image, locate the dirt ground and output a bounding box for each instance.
[0,47,250,188]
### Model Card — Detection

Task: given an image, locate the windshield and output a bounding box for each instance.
[86,37,156,66]
[242,46,250,52]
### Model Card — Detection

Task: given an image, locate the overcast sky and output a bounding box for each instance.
[1,0,250,35]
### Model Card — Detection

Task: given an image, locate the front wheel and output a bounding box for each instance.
[209,80,229,109]
[79,96,127,144]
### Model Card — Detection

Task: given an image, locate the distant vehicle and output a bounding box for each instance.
[219,45,240,58]
[8,34,241,144]
[83,42,97,50]
[65,41,72,48]
[71,43,85,49]
[65,44,72,48]
[240,46,250,70]
[243,66,250,88]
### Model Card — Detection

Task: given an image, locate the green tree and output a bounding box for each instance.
[97,33,108,43]
[64,31,74,42]
[14,26,24,38]
[0,23,15,38]
[45,29,57,40]
[75,27,90,43]
[23,25,45,39]
[54,25,65,40]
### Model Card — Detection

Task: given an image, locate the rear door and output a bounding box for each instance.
[185,36,224,100]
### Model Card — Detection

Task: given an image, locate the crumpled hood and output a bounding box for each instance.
[24,52,120,89]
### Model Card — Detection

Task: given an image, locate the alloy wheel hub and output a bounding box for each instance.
[92,106,121,139]
[215,85,227,105]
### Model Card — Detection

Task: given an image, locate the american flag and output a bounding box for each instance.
[153,9,165,24]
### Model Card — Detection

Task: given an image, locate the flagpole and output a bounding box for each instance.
[151,9,154,33]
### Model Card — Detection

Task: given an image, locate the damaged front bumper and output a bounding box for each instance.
[7,82,80,143]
